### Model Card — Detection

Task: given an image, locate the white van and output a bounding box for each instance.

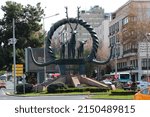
[110,72,131,83]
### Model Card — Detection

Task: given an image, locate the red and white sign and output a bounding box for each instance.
[115,74,119,79]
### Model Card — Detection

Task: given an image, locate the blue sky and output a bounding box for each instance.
[0,0,129,31]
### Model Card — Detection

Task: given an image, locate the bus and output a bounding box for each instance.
[103,72,131,83]
[110,72,131,83]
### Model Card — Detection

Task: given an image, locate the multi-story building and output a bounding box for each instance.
[77,5,110,41]
[96,19,110,60]
[109,0,150,81]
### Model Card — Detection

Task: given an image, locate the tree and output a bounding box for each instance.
[0,1,44,70]
[120,2,150,44]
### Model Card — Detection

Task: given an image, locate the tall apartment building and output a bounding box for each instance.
[109,0,150,81]
[77,5,110,41]
[95,19,110,60]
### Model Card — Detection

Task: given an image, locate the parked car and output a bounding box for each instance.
[136,81,150,90]
[47,73,60,79]
[102,79,112,85]
[123,81,132,90]
[0,75,6,81]
[0,80,6,88]
[134,87,150,100]
[125,81,137,91]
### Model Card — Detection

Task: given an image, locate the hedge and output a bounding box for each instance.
[47,87,109,93]
[111,90,137,95]
[16,83,33,94]
[47,82,68,93]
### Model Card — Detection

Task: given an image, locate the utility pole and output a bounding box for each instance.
[13,18,16,94]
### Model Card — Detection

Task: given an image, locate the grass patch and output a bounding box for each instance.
[91,94,134,100]
[18,91,134,100]
[16,89,134,100]
[90,89,134,100]
[16,91,91,96]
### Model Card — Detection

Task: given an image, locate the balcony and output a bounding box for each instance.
[142,67,150,70]
[123,49,137,57]
[117,66,138,72]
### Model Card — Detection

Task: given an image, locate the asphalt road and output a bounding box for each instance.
[0,92,87,100]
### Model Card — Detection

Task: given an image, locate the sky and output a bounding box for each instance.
[0,0,129,31]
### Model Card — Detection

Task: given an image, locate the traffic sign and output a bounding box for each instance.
[12,67,23,71]
[12,64,24,77]
[12,64,23,68]
[115,74,118,79]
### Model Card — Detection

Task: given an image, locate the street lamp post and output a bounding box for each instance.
[42,13,59,80]
[8,19,17,94]
[146,33,150,82]
[115,42,119,79]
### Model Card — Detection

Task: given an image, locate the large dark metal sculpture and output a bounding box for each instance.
[77,40,87,58]
[28,7,113,67]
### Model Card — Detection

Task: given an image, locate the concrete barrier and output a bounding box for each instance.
[79,76,109,89]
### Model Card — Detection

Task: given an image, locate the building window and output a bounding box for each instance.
[109,23,119,36]
[115,22,119,32]
[112,25,115,34]
[117,47,120,56]
[110,36,116,46]
[131,43,138,49]
[142,58,150,69]
[112,48,116,58]
[109,26,113,35]
[122,16,128,25]
[130,59,138,68]
[116,34,120,43]
[127,43,131,50]
[142,59,147,68]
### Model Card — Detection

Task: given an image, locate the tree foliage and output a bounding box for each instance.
[0,1,44,70]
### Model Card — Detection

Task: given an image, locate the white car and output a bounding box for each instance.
[102,80,112,85]
[0,75,6,81]
[136,81,150,90]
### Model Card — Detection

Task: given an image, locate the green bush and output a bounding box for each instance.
[16,83,33,94]
[0,71,5,75]
[48,87,109,93]
[47,82,67,93]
